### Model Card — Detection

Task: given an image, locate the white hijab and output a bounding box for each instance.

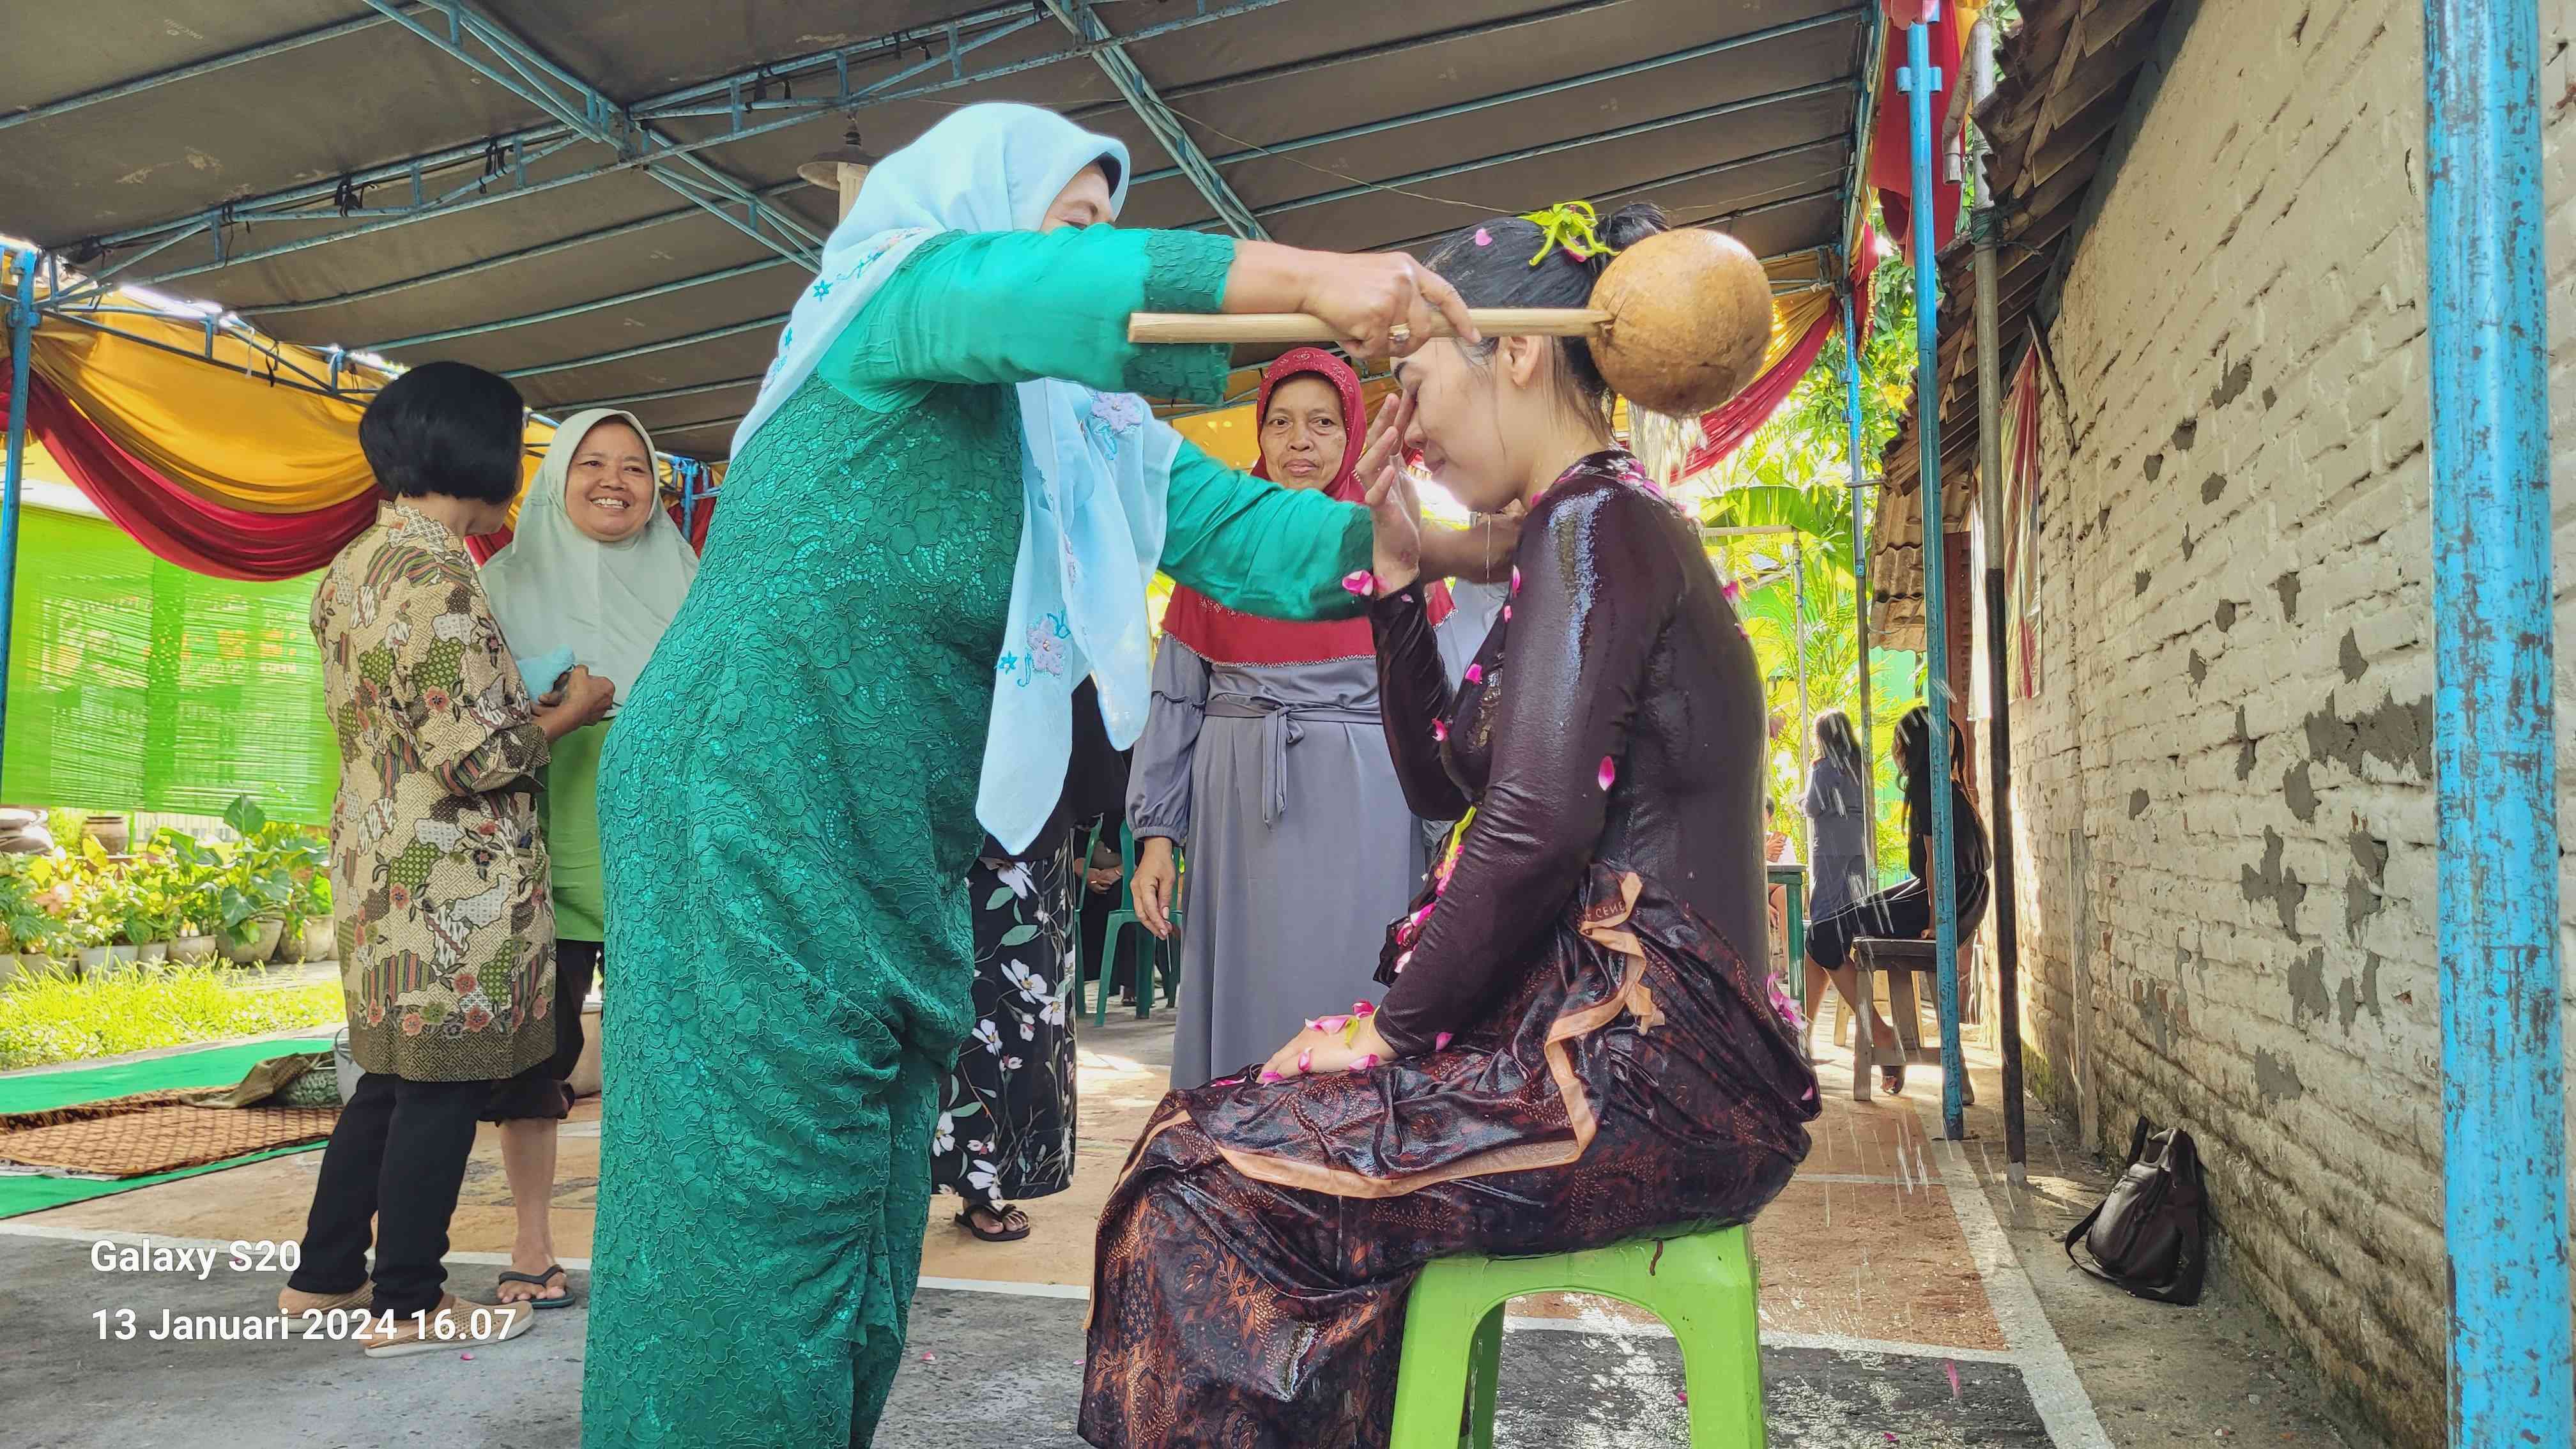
[482,409,700,701]
[732,102,1182,855]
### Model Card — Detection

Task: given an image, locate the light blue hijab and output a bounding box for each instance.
[733,103,1186,854]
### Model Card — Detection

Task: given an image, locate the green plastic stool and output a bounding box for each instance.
[1388,1225,1767,1448]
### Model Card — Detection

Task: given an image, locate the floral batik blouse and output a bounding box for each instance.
[312,502,558,1082]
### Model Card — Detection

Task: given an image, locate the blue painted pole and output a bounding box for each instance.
[1,249,36,795]
[2420,3,2569,1443]
[1839,282,1878,880]
[1899,12,1965,1138]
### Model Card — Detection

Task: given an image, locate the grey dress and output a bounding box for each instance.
[1801,753,1875,923]
[1132,583,1500,1089]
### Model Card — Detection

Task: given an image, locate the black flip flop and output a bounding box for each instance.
[497,1264,575,1310]
[955,1204,1031,1243]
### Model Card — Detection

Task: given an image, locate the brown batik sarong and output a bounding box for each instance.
[1079,864,1821,1448]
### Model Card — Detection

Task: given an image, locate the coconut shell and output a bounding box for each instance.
[1588,229,1775,417]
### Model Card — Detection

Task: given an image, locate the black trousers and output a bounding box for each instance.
[287,1071,486,1319]
[482,938,600,1123]
[1806,873,1992,970]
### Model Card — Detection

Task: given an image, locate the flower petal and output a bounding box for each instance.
[1464,663,1483,684]
[1432,719,1448,742]
[1598,755,1618,791]
[1342,571,1378,597]
[1434,1031,1453,1050]
[1474,227,1494,247]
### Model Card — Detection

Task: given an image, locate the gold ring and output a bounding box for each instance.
[1388,324,1412,346]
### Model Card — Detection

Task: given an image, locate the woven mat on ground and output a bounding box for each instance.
[0,1089,338,1179]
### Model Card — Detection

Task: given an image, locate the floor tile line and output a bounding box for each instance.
[1910,1094,2114,1449]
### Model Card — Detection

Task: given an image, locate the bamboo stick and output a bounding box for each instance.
[1126,308,1612,345]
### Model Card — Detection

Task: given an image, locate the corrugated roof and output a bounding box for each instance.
[3,0,1879,460]
[1865,0,2177,647]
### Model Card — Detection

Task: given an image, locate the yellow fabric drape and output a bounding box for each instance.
[13,312,727,526]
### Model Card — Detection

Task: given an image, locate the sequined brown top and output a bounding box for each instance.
[1368,450,1768,1055]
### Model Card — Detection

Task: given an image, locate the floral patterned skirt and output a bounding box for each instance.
[931,827,1082,1204]
[1079,864,1820,1448]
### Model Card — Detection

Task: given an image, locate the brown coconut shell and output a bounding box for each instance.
[1588,229,1775,417]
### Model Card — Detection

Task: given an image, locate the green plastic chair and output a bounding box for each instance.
[1387,1225,1767,1448]
[1092,823,1181,1025]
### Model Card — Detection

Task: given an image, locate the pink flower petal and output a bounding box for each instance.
[1434,1031,1453,1050]
[1393,949,1413,974]
[1502,605,1511,622]
[1510,566,1522,594]
[1598,756,1617,791]
[1342,571,1377,597]
[1259,1070,1284,1084]
[1317,1015,1348,1035]
[1354,1000,1375,1016]
[1464,663,1483,684]
[1432,718,1448,742]
[1297,1048,1312,1073]
[1675,1389,1687,1406]
[1474,227,1494,247]
[1347,1054,1378,1073]
[461,1353,475,1361]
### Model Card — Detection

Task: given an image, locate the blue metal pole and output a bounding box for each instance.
[2421,3,2569,1443]
[1839,283,1878,880]
[1899,10,1965,1139]
[1,250,35,795]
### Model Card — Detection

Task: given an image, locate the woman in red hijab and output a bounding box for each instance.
[1126,348,1499,1087]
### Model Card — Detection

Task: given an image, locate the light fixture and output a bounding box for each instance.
[798,123,880,220]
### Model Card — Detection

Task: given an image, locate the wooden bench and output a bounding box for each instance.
[1840,937,1978,1106]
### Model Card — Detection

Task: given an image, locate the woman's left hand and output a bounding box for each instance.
[1259,1011,1393,1082]
[1355,392,1422,592]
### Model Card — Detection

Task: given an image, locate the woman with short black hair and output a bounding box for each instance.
[281,360,615,1358]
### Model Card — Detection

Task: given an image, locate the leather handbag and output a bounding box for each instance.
[2062,1116,2206,1305]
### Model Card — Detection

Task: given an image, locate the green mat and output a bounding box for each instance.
[0,1035,335,1219]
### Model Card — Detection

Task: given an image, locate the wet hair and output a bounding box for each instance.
[1813,708,1865,779]
[1893,704,1974,841]
[1423,203,1672,426]
[358,361,526,503]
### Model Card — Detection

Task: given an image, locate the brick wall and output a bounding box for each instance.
[1999,1,2576,1442]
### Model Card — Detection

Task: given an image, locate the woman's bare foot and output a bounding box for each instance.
[494,1250,569,1305]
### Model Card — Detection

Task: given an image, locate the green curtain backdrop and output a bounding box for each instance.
[3,505,335,824]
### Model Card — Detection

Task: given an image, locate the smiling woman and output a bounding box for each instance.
[478,407,700,1312]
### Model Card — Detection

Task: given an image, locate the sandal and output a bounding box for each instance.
[956,1204,1031,1243]
[495,1264,575,1310]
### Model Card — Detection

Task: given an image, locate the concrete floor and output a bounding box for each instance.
[0,1002,2371,1448]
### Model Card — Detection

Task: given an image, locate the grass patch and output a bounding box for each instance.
[0,963,342,1071]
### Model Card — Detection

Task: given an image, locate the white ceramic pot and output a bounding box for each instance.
[170,935,218,965]
[220,919,285,965]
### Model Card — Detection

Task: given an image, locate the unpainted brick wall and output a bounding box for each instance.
[1998,1,2576,1442]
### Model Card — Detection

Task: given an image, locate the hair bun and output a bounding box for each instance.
[1598,203,1672,261]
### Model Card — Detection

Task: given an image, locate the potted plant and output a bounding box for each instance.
[142,829,226,964]
[214,797,303,965]
[0,857,70,981]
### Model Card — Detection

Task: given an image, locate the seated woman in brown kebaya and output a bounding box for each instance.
[1080,203,1821,1448]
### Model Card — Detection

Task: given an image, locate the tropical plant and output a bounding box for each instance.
[0,857,69,958]
[217,795,330,947]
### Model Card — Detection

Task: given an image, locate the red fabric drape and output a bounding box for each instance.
[1870,2,1968,265]
[1680,225,1883,476]
[3,369,375,581]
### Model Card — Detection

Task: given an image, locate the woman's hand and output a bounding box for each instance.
[1222,243,1479,362]
[1296,252,1478,362]
[1418,501,1526,585]
[533,666,615,741]
[1354,392,1423,592]
[1131,836,1180,939]
[1259,1010,1395,1082]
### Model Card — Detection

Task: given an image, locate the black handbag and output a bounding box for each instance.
[2062,1116,2206,1305]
